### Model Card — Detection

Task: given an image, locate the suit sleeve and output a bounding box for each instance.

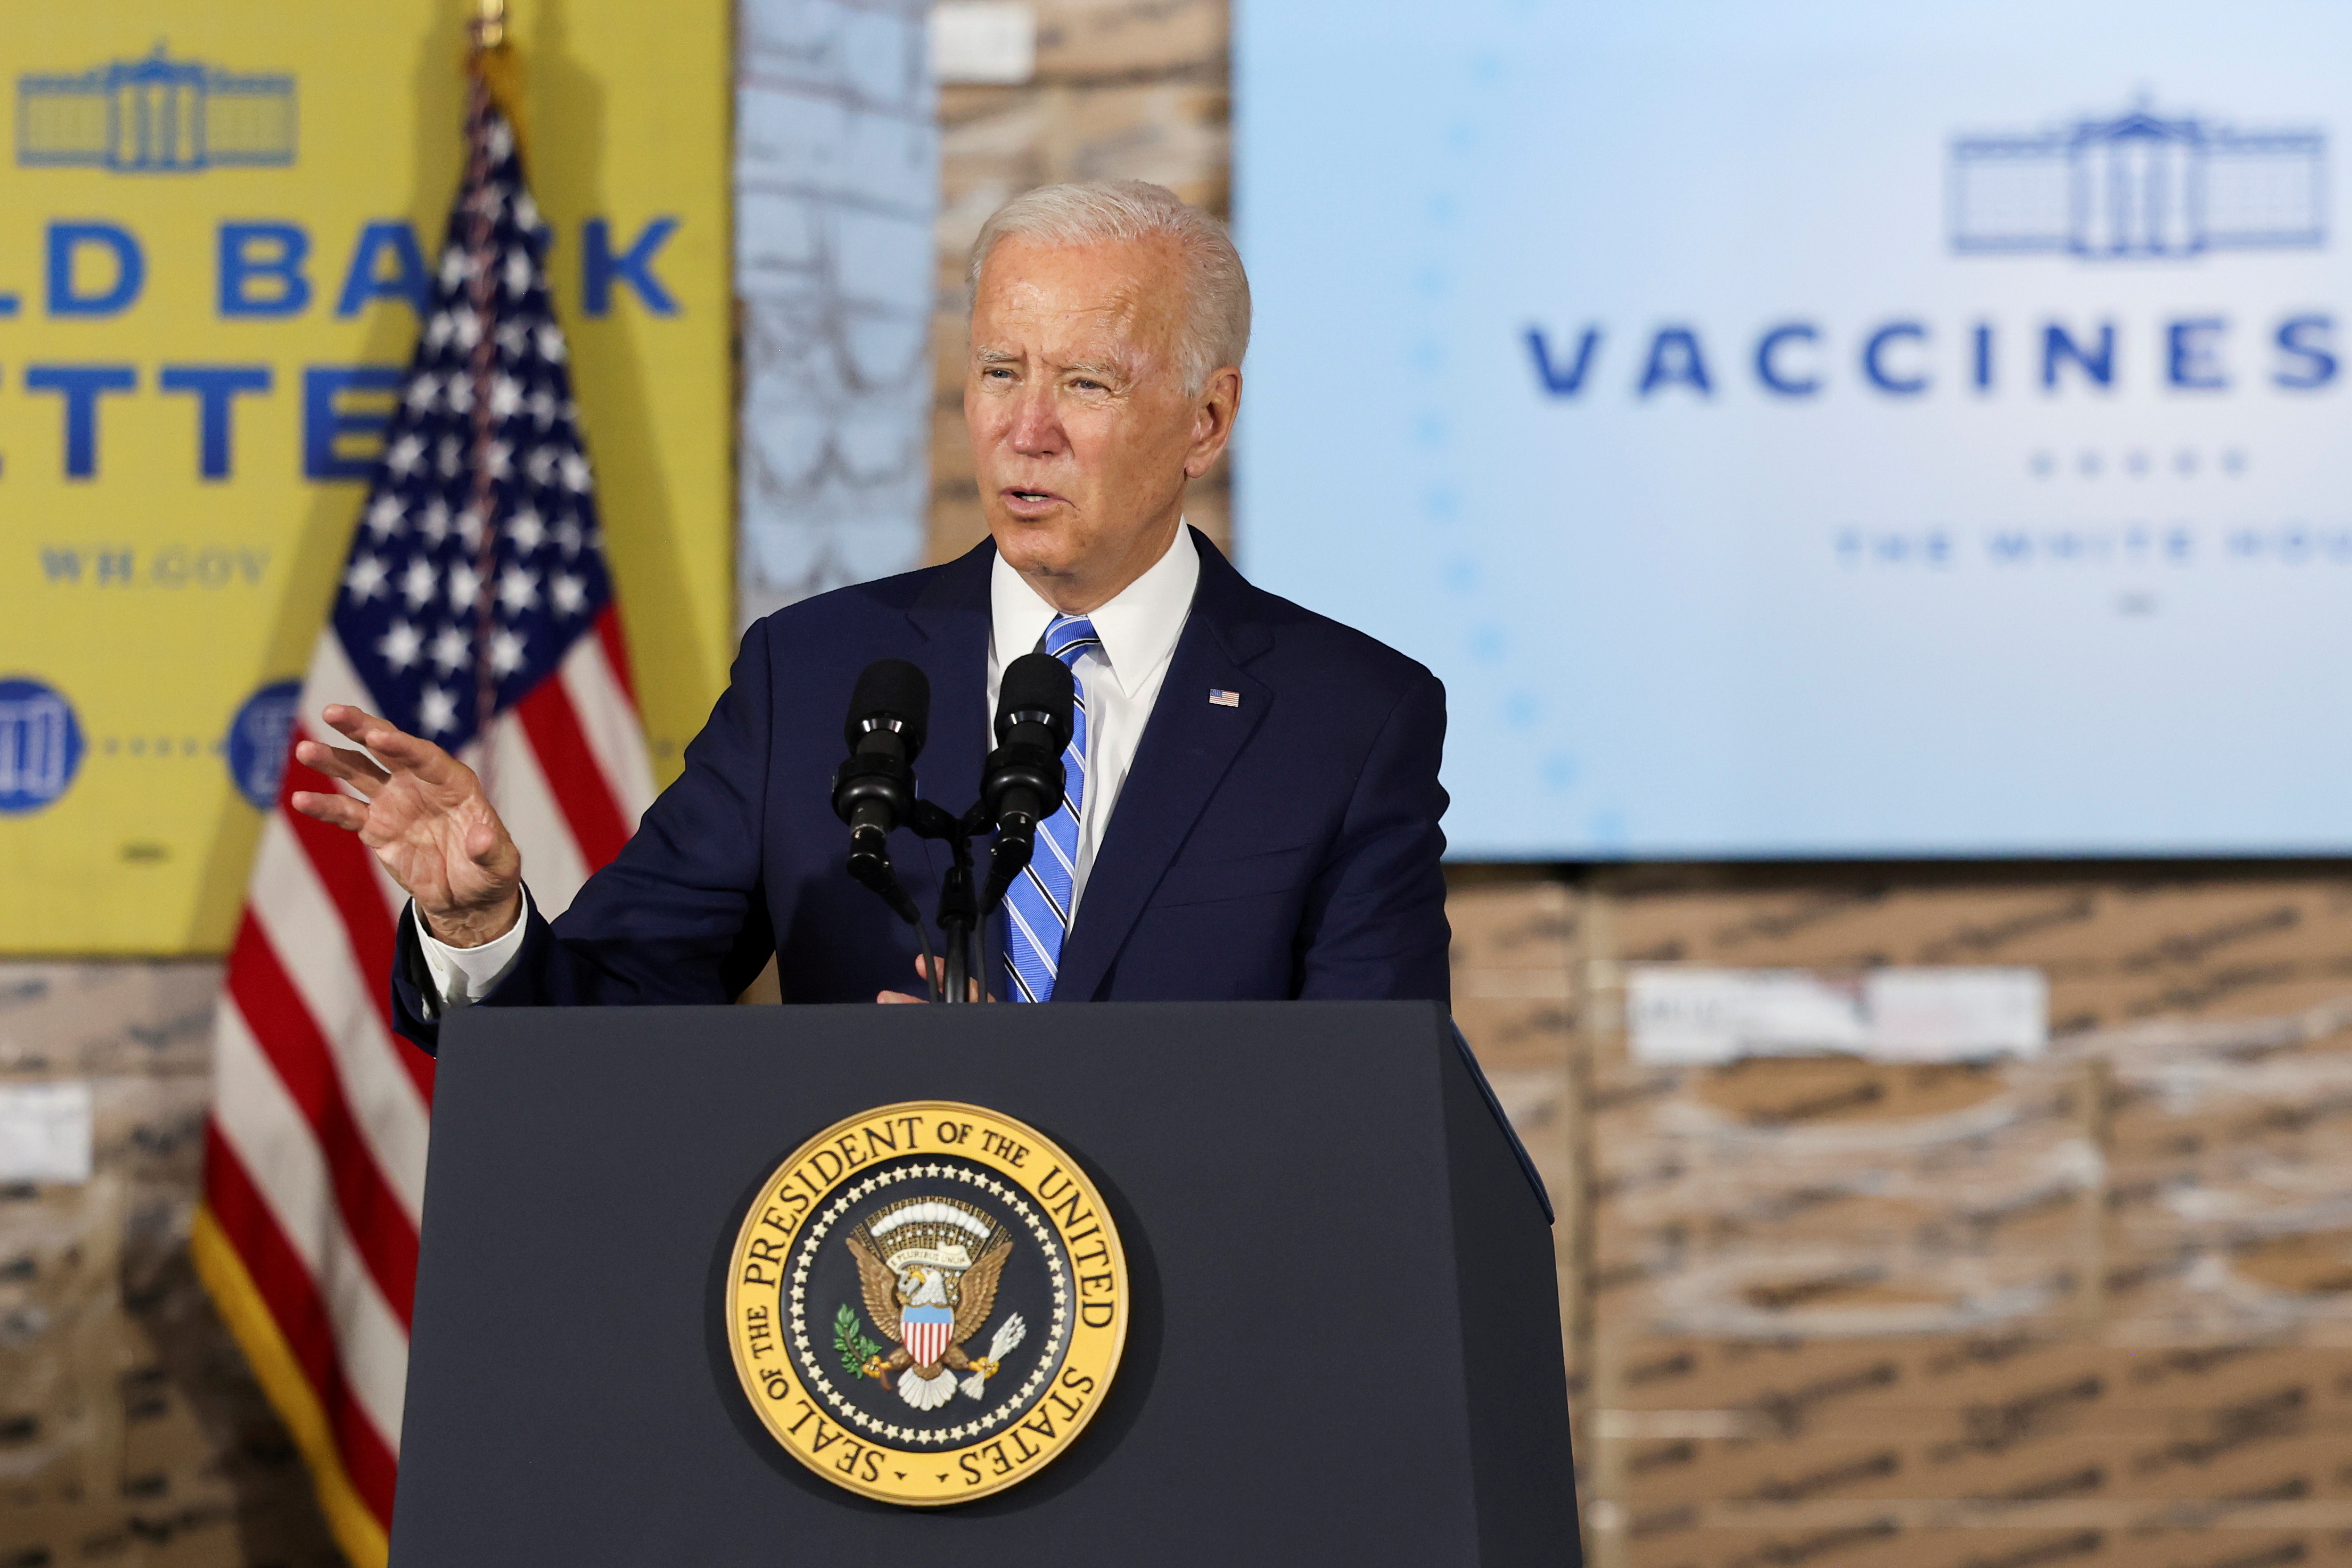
[390,618,780,1052]
[1292,670,1452,1003]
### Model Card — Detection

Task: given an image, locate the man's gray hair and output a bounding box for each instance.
[967,180,1251,394]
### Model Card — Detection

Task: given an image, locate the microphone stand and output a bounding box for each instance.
[906,801,996,1004]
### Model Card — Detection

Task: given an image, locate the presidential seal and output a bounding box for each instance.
[723,1101,1128,1505]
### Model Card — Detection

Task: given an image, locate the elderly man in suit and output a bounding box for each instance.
[290,180,1450,1045]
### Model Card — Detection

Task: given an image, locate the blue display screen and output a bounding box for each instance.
[1235,0,2352,857]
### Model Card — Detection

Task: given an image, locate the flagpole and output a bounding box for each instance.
[466,0,508,788]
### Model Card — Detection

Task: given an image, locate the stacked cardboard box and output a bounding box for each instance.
[1447,876,1584,1382]
[1561,873,2352,1568]
[1595,1334,2352,1568]
[0,964,341,1568]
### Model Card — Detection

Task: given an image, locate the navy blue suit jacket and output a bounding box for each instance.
[390,530,1449,1048]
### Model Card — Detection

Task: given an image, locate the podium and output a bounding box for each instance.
[390,1001,1580,1565]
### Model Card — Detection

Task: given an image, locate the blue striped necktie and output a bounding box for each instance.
[1004,614,1099,1003]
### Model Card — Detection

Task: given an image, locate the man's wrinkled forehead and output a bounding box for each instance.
[972,238,1180,367]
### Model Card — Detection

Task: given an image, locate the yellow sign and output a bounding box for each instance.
[725,1101,1130,1505]
[0,3,731,953]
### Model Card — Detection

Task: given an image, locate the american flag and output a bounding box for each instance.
[193,75,652,1567]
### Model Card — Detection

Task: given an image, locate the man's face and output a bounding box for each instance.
[965,236,1238,610]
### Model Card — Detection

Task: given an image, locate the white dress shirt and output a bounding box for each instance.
[418,523,1200,1007]
[986,521,1198,915]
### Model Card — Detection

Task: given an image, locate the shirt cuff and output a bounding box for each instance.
[414,888,532,1009]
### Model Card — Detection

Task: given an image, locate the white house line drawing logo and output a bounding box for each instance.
[1949,98,2324,259]
[18,44,295,172]
[0,692,74,802]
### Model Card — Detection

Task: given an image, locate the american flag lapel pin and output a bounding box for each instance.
[1208,688,1241,707]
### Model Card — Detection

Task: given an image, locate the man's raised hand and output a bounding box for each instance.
[289,704,524,948]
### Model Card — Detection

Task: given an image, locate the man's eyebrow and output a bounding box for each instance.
[972,345,1135,380]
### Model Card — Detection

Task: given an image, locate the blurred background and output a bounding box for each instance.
[5,2,2352,1565]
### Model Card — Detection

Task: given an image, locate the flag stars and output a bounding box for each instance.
[428,624,471,675]
[490,627,529,677]
[328,116,615,748]
[342,553,389,603]
[364,494,406,539]
[377,619,422,671]
[418,684,459,735]
[399,558,439,610]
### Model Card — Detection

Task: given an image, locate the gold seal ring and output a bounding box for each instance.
[723,1100,1128,1505]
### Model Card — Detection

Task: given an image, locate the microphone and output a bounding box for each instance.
[978,652,1074,912]
[832,659,930,924]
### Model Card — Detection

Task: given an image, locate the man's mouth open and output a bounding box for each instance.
[1001,487,1066,516]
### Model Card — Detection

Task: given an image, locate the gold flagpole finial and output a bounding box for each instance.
[471,0,508,52]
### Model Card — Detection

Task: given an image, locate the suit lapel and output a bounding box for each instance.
[1055,532,1273,1001]
[906,541,997,990]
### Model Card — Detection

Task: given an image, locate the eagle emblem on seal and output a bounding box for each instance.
[842,1197,1029,1410]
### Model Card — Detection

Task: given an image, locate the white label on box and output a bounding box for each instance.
[1862,968,2047,1061]
[0,1081,93,1183]
[1627,969,1868,1063]
[931,2,1036,85]
[1629,968,2046,1065]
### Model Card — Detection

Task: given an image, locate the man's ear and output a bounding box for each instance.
[1183,366,1242,478]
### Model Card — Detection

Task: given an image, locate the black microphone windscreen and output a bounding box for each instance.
[845,659,931,757]
[997,652,1074,748]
